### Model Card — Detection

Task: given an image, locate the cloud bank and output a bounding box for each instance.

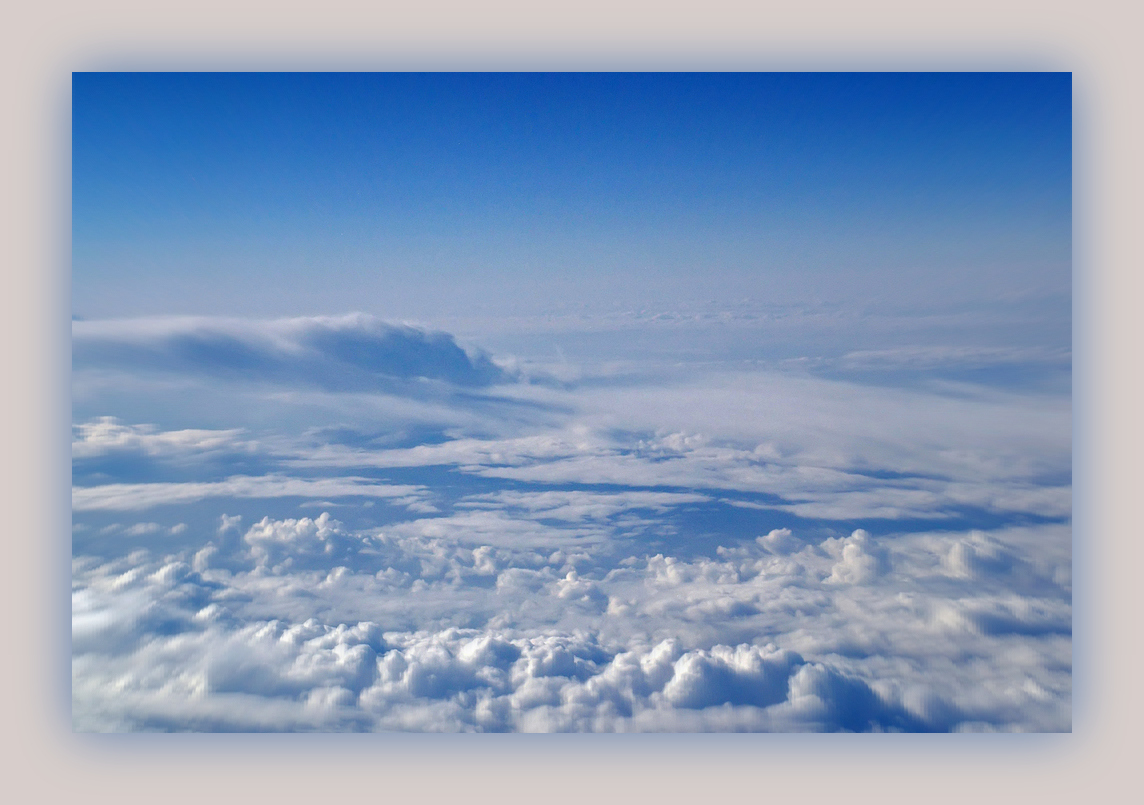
[73,314,510,390]
[73,509,1070,732]
[72,313,1070,732]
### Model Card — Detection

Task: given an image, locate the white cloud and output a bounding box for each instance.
[73,314,511,391]
[73,509,1070,732]
[757,528,799,555]
[944,530,1014,579]
[837,345,1070,372]
[243,512,372,573]
[660,644,800,709]
[822,530,889,585]
[122,522,163,536]
[72,475,430,512]
[71,315,1070,732]
[72,417,249,459]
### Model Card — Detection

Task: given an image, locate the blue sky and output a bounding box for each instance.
[71,73,1072,733]
[73,72,1070,320]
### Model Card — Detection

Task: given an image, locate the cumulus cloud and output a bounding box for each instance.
[73,508,1071,732]
[757,527,800,555]
[660,644,799,710]
[244,513,346,570]
[822,530,889,585]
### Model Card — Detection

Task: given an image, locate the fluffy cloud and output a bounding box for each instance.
[822,530,889,585]
[242,512,375,572]
[73,509,1071,732]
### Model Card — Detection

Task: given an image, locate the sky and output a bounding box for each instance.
[73,72,1071,321]
[71,72,1071,733]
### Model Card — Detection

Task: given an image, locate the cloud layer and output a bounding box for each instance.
[73,509,1070,732]
[72,313,1070,732]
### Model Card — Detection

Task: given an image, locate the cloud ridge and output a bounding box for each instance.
[73,314,510,390]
